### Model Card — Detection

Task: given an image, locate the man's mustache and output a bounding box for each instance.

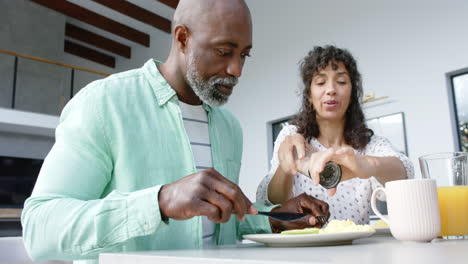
[210,76,238,87]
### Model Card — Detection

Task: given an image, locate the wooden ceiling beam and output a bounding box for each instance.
[64,40,115,68]
[65,23,131,59]
[31,0,150,47]
[158,0,179,9]
[92,0,171,34]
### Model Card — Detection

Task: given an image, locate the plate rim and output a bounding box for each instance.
[243,230,376,247]
[373,227,392,236]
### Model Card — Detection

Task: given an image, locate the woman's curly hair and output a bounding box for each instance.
[292,45,373,149]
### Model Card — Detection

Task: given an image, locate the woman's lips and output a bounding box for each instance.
[323,100,339,109]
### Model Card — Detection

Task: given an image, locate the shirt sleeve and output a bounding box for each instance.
[21,83,168,262]
[365,135,415,180]
[256,125,298,206]
[236,202,280,238]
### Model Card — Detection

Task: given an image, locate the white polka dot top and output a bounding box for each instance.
[256,125,414,224]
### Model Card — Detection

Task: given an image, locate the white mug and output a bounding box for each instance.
[371,179,440,242]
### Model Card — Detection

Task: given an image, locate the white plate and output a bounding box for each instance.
[373,227,392,236]
[243,230,375,247]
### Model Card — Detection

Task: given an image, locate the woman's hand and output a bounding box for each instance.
[268,134,317,204]
[299,146,374,197]
[298,148,337,196]
[331,146,406,186]
[277,134,310,176]
[332,146,375,181]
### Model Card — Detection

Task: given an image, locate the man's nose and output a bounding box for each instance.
[226,56,243,78]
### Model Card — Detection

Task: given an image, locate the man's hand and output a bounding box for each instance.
[158,168,257,223]
[269,193,330,233]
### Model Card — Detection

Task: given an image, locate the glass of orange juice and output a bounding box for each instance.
[419,152,468,239]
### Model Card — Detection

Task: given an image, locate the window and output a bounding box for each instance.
[267,116,294,167]
[447,68,468,152]
[366,112,408,156]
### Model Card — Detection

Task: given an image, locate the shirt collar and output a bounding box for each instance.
[141,59,212,112]
[141,59,176,106]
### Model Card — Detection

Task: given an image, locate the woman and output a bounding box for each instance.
[257,45,414,224]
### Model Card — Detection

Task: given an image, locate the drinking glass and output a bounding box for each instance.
[419,152,468,239]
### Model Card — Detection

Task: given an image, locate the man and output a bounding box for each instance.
[21,0,329,263]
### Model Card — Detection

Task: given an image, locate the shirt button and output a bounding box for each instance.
[143,224,149,231]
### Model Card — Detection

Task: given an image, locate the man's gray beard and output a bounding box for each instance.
[186,56,238,107]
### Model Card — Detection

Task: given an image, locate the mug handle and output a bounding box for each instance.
[371,187,390,225]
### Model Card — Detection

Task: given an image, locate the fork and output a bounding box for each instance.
[316,215,329,226]
[257,211,307,221]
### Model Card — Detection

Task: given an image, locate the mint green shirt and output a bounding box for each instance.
[21,59,274,264]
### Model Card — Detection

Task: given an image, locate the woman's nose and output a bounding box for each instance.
[325,82,337,95]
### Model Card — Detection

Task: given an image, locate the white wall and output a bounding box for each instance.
[0,0,65,61]
[228,0,468,200]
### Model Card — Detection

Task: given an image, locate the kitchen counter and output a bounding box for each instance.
[99,236,468,264]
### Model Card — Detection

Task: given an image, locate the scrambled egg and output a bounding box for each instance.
[281,219,374,235]
[319,219,374,234]
[281,227,319,235]
[372,219,389,228]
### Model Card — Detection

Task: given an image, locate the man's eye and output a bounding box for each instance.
[217,49,231,56]
[337,81,347,85]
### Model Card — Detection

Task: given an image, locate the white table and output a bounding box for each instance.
[99,237,468,264]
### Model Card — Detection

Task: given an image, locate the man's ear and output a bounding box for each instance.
[174,25,190,54]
